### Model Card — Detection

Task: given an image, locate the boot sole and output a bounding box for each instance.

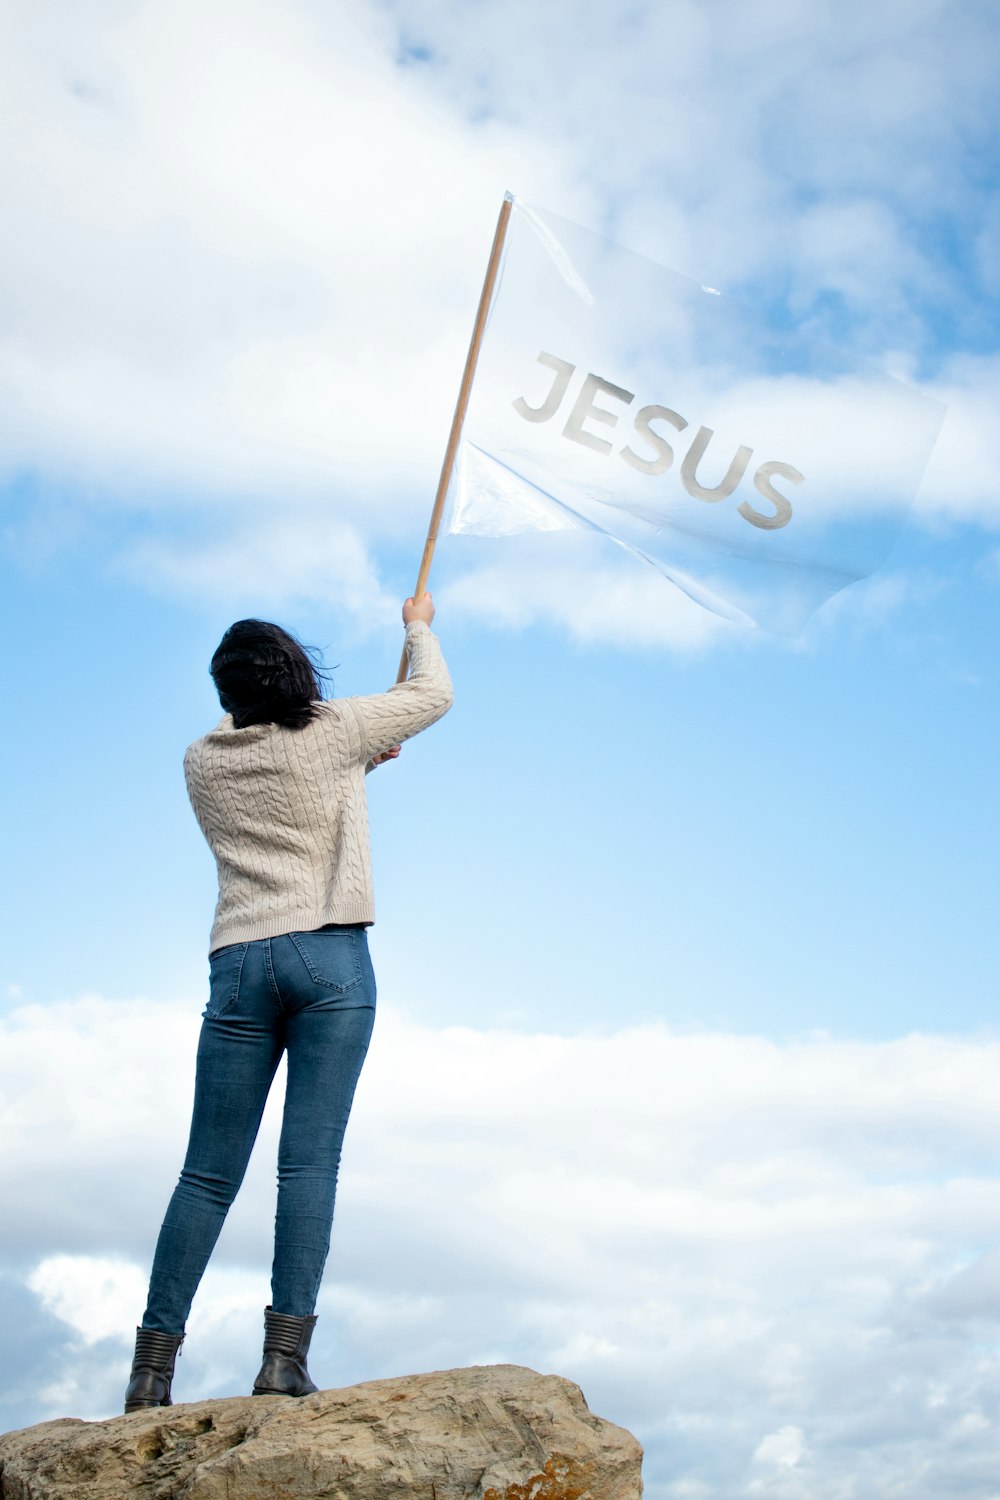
[251,1387,316,1397]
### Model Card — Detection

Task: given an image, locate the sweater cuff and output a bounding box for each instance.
[405,620,431,636]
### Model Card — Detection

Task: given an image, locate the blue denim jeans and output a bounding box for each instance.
[142,926,376,1334]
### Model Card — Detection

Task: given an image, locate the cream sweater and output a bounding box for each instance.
[184,621,453,953]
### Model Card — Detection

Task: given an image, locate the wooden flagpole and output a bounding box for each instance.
[396,192,514,683]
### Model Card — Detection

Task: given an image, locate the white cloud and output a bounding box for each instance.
[753,1425,805,1468]
[114,510,400,626]
[27,1256,147,1347]
[439,534,735,650]
[7,994,1000,1494]
[380,0,996,312]
[919,355,1000,524]
[0,0,567,502]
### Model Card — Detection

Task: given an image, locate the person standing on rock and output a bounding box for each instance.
[124,593,452,1412]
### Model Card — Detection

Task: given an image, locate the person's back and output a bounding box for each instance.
[185,618,452,950]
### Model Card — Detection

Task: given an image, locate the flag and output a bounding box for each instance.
[444,195,946,635]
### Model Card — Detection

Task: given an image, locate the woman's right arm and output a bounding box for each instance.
[346,594,454,763]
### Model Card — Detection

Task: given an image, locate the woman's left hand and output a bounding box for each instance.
[369,745,401,768]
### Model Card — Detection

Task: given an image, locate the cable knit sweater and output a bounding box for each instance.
[184,621,453,953]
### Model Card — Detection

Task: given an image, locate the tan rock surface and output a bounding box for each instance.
[0,1363,643,1499]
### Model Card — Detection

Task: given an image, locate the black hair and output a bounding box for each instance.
[210,619,329,730]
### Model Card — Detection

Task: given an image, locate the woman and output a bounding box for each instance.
[124,593,452,1411]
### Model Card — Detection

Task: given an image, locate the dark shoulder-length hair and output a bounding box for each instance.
[210,619,329,730]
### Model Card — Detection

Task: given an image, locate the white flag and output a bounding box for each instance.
[445,195,946,635]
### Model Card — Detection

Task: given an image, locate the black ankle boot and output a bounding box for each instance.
[252,1306,319,1397]
[124,1327,185,1413]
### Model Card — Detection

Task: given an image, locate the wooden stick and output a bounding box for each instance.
[397,192,514,683]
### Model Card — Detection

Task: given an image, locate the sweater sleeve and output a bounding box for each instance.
[345,622,454,764]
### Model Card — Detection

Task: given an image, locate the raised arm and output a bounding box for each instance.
[348,594,454,765]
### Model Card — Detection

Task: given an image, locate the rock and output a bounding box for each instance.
[0,1363,642,1499]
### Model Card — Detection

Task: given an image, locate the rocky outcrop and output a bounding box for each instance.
[0,1363,642,1499]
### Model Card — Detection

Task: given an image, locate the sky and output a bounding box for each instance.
[1,1,999,1496]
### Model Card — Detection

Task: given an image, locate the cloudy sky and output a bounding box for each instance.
[2,1,999,1496]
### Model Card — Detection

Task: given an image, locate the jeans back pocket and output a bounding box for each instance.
[289,930,363,993]
[204,942,249,1018]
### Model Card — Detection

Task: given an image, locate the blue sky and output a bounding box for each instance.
[2,2,1000,1496]
[5,517,996,1039]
